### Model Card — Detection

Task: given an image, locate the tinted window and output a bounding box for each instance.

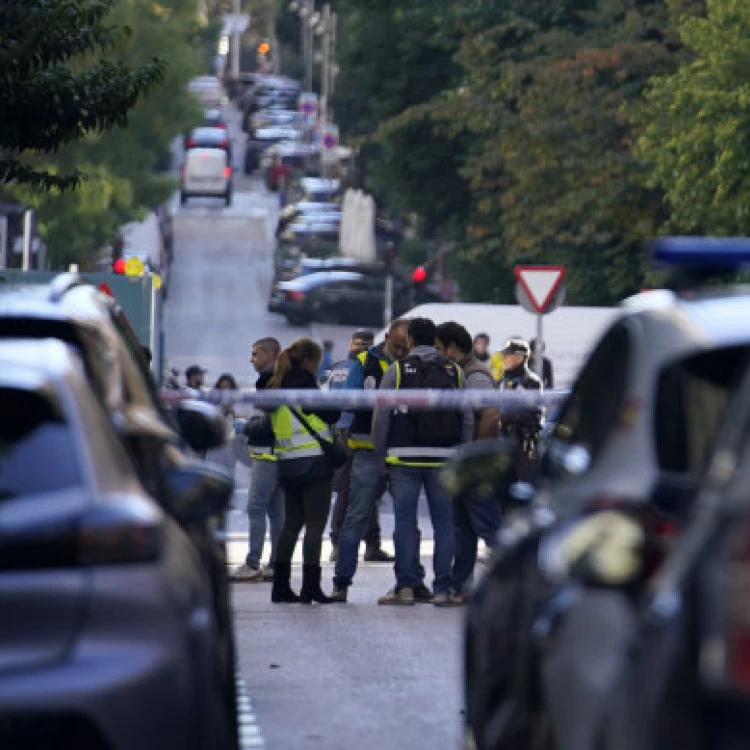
[551,322,631,461]
[0,389,82,496]
[655,346,750,476]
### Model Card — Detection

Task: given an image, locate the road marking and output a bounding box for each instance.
[236,673,265,749]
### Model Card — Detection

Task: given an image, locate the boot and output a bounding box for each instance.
[271,561,300,603]
[299,565,334,604]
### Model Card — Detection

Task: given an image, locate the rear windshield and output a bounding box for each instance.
[0,388,82,497]
[655,346,750,476]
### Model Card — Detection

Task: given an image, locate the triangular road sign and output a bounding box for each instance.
[514,265,566,314]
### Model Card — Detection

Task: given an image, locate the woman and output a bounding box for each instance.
[266,339,340,604]
[206,373,239,477]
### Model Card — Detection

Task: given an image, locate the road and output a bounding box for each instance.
[163,110,465,749]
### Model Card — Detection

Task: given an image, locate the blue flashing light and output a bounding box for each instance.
[652,237,750,270]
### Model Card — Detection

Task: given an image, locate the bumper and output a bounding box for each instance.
[0,564,232,750]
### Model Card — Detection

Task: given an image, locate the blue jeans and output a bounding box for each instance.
[245,458,284,569]
[333,451,386,587]
[389,465,455,595]
[452,496,502,594]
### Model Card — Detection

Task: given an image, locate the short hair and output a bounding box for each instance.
[436,321,472,355]
[352,329,375,343]
[408,317,437,347]
[389,318,409,334]
[474,332,490,345]
[253,337,281,356]
[323,339,335,350]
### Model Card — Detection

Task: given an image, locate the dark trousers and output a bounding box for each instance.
[452,496,502,594]
[330,451,380,547]
[276,477,332,566]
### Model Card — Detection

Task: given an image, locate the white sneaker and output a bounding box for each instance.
[230,564,264,582]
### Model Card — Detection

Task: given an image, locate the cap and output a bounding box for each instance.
[185,365,207,378]
[500,338,530,357]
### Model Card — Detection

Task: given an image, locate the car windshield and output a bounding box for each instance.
[0,388,82,497]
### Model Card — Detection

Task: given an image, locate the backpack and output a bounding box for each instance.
[397,355,464,448]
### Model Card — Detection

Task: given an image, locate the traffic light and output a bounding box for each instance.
[257,40,271,59]
[412,266,427,304]
[113,258,126,274]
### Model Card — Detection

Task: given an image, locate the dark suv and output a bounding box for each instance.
[0,274,240,747]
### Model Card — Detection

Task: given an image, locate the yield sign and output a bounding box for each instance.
[514,265,566,314]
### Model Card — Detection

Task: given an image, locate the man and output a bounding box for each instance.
[436,322,502,600]
[473,333,490,363]
[231,338,284,582]
[317,339,335,381]
[373,317,473,607]
[330,321,412,601]
[328,329,376,560]
[184,364,206,393]
[499,338,542,481]
[529,338,554,390]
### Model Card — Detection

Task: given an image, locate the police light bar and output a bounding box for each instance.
[652,237,750,270]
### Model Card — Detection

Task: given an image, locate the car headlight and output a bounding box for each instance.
[539,511,646,586]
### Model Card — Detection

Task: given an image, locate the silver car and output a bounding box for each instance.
[0,339,235,750]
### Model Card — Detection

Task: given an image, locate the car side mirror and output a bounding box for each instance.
[162,461,234,524]
[172,399,227,452]
[440,437,518,501]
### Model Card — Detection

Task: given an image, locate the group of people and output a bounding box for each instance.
[227,316,546,607]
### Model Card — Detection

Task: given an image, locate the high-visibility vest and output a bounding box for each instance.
[248,445,277,462]
[348,350,389,450]
[270,405,332,461]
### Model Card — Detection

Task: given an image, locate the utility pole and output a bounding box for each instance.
[231,0,241,79]
[21,209,33,272]
[306,0,314,92]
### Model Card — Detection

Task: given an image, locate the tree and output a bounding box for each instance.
[637,0,750,236]
[0,0,164,189]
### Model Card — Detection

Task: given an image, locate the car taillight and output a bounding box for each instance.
[186,139,196,148]
[220,140,229,148]
[286,290,305,302]
[223,167,232,178]
[0,496,162,571]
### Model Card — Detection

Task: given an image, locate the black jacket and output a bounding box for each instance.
[279,367,341,425]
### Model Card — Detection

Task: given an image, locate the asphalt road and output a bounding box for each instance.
[163,108,466,749]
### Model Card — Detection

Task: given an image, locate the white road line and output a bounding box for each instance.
[236,673,265,750]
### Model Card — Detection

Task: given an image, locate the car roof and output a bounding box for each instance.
[0,338,80,390]
[280,271,363,289]
[190,127,227,140]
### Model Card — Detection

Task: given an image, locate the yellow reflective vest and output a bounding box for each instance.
[270,405,332,461]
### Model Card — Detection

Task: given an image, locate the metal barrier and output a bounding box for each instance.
[161,388,569,413]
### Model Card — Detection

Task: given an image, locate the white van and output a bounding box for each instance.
[180,148,232,206]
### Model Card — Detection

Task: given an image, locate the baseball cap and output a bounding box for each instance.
[500,338,530,356]
[185,364,207,378]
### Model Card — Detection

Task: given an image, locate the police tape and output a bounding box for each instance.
[161,388,569,413]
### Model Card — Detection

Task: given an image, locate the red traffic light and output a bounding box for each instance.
[113,258,126,274]
[412,266,427,283]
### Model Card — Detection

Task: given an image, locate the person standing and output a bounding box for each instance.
[473,333,490,364]
[373,318,473,607]
[206,373,239,478]
[317,340,335,381]
[232,339,284,583]
[184,364,206,394]
[529,338,554,390]
[435,323,502,600]
[330,320,411,602]
[267,339,341,604]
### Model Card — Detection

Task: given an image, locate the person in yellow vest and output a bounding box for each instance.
[267,339,341,604]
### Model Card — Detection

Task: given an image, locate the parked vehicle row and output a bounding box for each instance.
[453,239,750,750]
[0,275,239,750]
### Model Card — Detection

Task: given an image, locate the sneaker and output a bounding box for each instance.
[331,584,348,602]
[413,584,434,603]
[230,564,264,582]
[377,587,415,606]
[329,544,339,562]
[261,565,275,582]
[364,547,395,563]
[433,591,463,608]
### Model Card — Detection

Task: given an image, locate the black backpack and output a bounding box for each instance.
[398,355,464,448]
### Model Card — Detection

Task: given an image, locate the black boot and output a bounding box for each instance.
[300,565,334,604]
[271,561,300,603]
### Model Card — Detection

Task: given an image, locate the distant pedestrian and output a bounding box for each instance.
[318,339,335,381]
[214,373,238,418]
[267,339,341,604]
[206,373,238,477]
[184,364,206,394]
[232,339,284,583]
[473,333,490,363]
[374,317,473,607]
[529,338,554,390]
[436,322,502,600]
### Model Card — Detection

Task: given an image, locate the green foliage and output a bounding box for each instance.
[0,0,165,189]
[637,0,750,235]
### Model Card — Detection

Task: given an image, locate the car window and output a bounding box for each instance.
[655,346,750,476]
[0,388,82,497]
[551,321,631,461]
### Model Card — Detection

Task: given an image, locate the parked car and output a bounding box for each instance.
[457,239,750,750]
[184,126,232,158]
[188,76,226,109]
[0,338,236,750]
[0,275,240,748]
[243,127,301,174]
[268,269,413,325]
[202,109,228,130]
